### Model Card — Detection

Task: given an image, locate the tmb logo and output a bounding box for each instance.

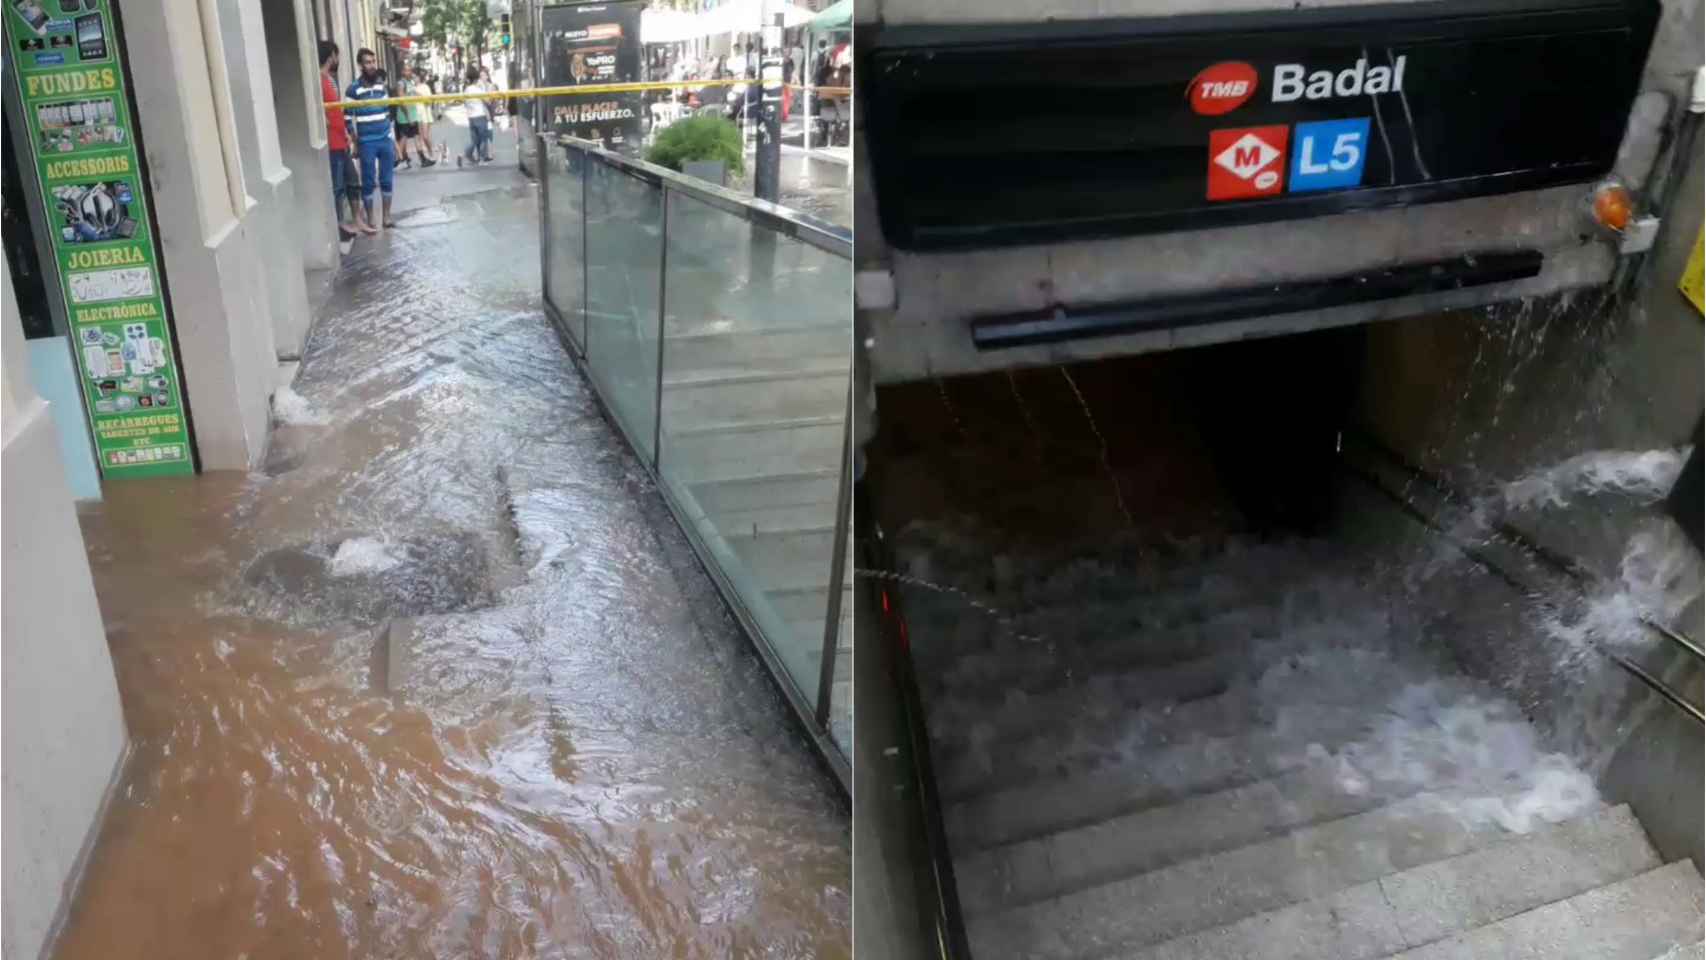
[1188,61,1258,116]
[1207,125,1289,201]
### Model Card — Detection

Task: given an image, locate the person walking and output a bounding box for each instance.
[394,63,437,169]
[319,40,375,238]
[457,65,495,167]
[346,49,398,228]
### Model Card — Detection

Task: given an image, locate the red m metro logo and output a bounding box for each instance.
[1206,125,1289,201]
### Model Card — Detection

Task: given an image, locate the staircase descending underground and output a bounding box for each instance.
[658,322,852,724]
[903,543,1704,960]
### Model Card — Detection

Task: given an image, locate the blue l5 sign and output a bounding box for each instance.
[1289,118,1370,192]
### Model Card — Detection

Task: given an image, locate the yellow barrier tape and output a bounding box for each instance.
[1682,226,1704,316]
[332,79,852,111]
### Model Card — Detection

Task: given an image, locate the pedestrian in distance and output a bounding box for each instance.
[484,65,510,129]
[457,65,496,167]
[394,63,437,169]
[346,48,399,228]
[813,40,833,89]
[392,71,411,169]
[319,40,375,239]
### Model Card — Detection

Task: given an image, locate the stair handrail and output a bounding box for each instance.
[1342,430,1704,727]
[856,482,976,959]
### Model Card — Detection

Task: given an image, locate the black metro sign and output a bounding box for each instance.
[861,0,1661,250]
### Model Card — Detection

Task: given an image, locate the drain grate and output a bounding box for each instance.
[241,531,495,627]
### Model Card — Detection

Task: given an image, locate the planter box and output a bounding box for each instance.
[683,160,728,187]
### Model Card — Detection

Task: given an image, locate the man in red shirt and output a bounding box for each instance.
[320,40,375,239]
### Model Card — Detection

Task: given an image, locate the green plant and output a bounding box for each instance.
[456,0,490,57]
[646,116,744,175]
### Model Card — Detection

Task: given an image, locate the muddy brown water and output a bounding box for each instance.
[53,183,848,959]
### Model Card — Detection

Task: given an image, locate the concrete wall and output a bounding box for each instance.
[263,0,340,275]
[218,0,315,358]
[1,259,129,960]
[1351,134,1705,867]
[852,575,939,960]
[855,0,1703,385]
[322,0,380,87]
[125,0,278,469]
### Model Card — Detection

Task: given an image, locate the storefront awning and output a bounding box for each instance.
[640,7,698,44]
[808,0,850,33]
[698,0,816,37]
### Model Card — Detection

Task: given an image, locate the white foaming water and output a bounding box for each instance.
[1502,447,1688,512]
[1304,678,1599,834]
[1541,516,1702,653]
[328,537,403,576]
[894,520,1601,836]
[272,384,330,425]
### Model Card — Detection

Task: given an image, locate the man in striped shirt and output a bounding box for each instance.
[346,48,398,228]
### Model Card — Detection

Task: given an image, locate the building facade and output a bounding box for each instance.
[0,0,366,952]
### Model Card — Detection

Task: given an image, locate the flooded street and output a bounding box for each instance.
[52,167,849,959]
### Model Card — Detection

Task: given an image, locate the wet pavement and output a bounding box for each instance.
[428,110,851,227]
[55,159,849,959]
[730,152,853,228]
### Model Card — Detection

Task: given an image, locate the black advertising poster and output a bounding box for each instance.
[862,0,1660,249]
[539,0,644,151]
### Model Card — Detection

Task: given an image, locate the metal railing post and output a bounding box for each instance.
[652,186,670,473]
[804,83,813,153]
[538,135,551,309]
[580,143,590,353]
[815,385,854,730]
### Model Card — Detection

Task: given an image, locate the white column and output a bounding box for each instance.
[264,0,340,274]
[122,0,276,468]
[218,0,314,359]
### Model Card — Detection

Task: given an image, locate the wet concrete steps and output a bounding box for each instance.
[663,325,846,371]
[660,361,847,429]
[969,803,1663,960]
[925,626,1362,771]
[953,763,1402,915]
[944,704,1374,848]
[655,343,849,668]
[903,534,1699,960]
[770,583,855,647]
[913,611,1274,706]
[725,527,838,593]
[686,469,839,518]
[911,582,1368,706]
[663,416,843,485]
[933,682,1249,801]
[1384,861,1702,960]
[674,467,843,639]
[967,793,1512,959]
[1108,807,1684,960]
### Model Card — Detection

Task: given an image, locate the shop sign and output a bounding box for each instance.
[863,0,1661,249]
[6,0,193,476]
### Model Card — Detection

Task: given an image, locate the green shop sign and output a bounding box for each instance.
[5,0,193,477]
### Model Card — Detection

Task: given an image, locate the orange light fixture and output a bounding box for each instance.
[1592,181,1635,233]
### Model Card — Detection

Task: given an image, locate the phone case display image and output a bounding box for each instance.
[11,0,47,34]
[5,0,193,476]
[73,9,102,57]
[35,97,125,150]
